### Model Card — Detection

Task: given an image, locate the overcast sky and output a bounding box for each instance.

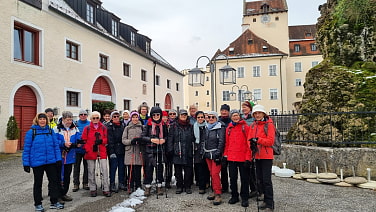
[102,0,327,70]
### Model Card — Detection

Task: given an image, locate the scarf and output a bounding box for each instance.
[151,121,164,139]
[231,121,238,126]
[178,119,189,127]
[194,121,206,144]
[140,114,147,120]
[207,121,218,130]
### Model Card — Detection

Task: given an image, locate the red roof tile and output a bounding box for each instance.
[244,0,288,16]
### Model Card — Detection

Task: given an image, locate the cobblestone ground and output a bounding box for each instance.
[1,153,375,212]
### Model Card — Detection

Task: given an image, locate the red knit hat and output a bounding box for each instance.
[242,101,255,110]
[162,111,168,117]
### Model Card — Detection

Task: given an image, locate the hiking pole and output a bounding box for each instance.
[156,144,159,199]
[128,145,135,194]
[161,144,168,198]
[250,138,260,212]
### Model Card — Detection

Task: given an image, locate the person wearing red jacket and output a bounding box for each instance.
[82,111,111,197]
[247,105,275,212]
[224,109,251,208]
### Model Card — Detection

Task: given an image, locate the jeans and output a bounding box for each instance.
[32,164,60,206]
[228,161,250,199]
[73,153,88,186]
[256,159,274,208]
[109,154,125,185]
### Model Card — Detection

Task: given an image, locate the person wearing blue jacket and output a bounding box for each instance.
[72,109,90,192]
[22,113,64,212]
[54,111,82,203]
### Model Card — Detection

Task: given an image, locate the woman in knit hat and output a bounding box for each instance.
[201,111,226,205]
[122,111,144,193]
[241,101,255,125]
[122,110,131,126]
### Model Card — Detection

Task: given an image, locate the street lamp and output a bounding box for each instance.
[188,54,236,111]
[229,85,252,110]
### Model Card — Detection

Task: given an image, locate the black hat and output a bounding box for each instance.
[45,108,54,115]
[150,106,162,117]
[220,104,230,111]
[179,109,188,115]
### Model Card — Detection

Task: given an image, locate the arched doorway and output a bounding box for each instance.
[14,86,37,150]
[92,76,114,113]
[164,93,172,110]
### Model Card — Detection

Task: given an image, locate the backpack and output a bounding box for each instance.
[263,123,282,155]
[32,128,53,141]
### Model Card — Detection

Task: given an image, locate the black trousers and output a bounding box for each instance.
[228,161,250,200]
[143,153,164,185]
[174,164,193,189]
[73,153,88,186]
[249,160,257,192]
[256,159,274,209]
[127,165,142,190]
[165,160,173,184]
[57,163,73,196]
[221,159,229,191]
[32,164,60,206]
[195,161,210,190]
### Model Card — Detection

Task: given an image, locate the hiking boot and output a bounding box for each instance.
[57,198,65,205]
[186,188,192,194]
[103,191,111,197]
[265,208,274,212]
[90,190,97,197]
[50,202,64,209]
[257,194,265,201]
[62,195,73,201]
[35,204,44,212]
[83,184,89,190]
[207,193,215,200]
[157,187,163,195]
[221,188,228,193]
[198,189,206,194]
[118,183,126,191]
[258,202,267,210]
[249,191,258,198]
[72,184,79,192]
[110,183,118,193]
[241,199,249,207]
[228,196,239,204]
[144,187,151,197]
[176,188,183,194]
[213,194,222,205]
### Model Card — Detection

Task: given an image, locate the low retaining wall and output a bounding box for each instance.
[274,144,376,179]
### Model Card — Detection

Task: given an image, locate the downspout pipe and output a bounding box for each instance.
[153,61,157,107]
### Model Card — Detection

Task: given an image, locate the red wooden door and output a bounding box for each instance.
[14,86,37,150]
[164,94,172,110]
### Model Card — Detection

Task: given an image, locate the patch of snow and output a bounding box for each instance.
[109,188,146,212]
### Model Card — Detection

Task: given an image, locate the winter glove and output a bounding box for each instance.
[244,160,251,168]
[23,166,30,173]
[95,139,103,145]
[56,160,62,167]
[250,138,258,154]
[110,154,117,159]
[214,158,221,166]
[131,137,139,145]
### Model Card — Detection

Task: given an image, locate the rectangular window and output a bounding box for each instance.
[206,102,210,107]
[295,79,302,86]
[167,79,171,89]
[311,43,317,51]
[270,108,278,115]
[99,54,108,70]
[312,61,319,67]
[270,88,278,100]
[111,19,118,37]
[146,41,150,54]
[253,66,261,77]
[155,75,160,86]
[206,90,210,95]
[66,91,79,107]
[123,63,130,77]
[176,83,180,91]
[123,99,130,110]
[294,44,300,52]
[141,70,147,81]
[86,3,94,24]
[131,32,136,46]
[294,62,302,72]
[269,65,277,76]
[253,89,262,100]
[13,22,40,65]
[238,90,246,101]
[237,67,245,78]
[195,91,199,96]
[222,91,230,101]
[66,40,79,61]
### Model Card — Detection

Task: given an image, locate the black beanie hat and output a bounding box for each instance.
[150,106,162,117]
[220,104,230,111]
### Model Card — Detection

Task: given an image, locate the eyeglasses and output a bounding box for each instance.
[169,113,176,115]
[112,116,119,118]
[208,116,216,119]
[79,114,87,116]
[152,113,161,117]
[197,116,205,119]
[92,117,100,120]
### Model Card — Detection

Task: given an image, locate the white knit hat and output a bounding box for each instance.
[252,105,266,116]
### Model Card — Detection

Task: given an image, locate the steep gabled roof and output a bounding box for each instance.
[244,0,288,16]
[289,25,317,40]
[218,29,287,58]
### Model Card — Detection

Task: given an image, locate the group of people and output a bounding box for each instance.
[22,101,276,212]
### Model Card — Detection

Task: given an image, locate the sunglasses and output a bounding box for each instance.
[180,114,188,116]
[112,116,119,118]
[92,117,100,120]
[152,113,161,117]
[169,113,176,115]
[208,116,216,119]
[79,114,87,116]
[197,116,205,119]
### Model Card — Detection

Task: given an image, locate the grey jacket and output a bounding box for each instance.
[122,121,144,165]
[201,121,226,160]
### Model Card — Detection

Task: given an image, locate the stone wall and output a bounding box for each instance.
[274,144,376,179]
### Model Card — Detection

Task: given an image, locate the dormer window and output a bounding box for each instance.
[248,39,253,45]
[262,46,268,52]
[261,4,270,13]
[229,47,234,55]
[146,41,150,54]
[305,32,312,37]
[86,3,94,24]
[130,31,136,46]
[111,19,118,37]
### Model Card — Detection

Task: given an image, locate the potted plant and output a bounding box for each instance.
[4,116,20,153]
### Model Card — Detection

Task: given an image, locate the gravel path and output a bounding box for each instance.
[1,153,375,212]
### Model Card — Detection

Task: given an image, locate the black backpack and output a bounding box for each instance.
[263,123,282,155]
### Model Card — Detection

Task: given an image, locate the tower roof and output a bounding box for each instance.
[244,0,288,16]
